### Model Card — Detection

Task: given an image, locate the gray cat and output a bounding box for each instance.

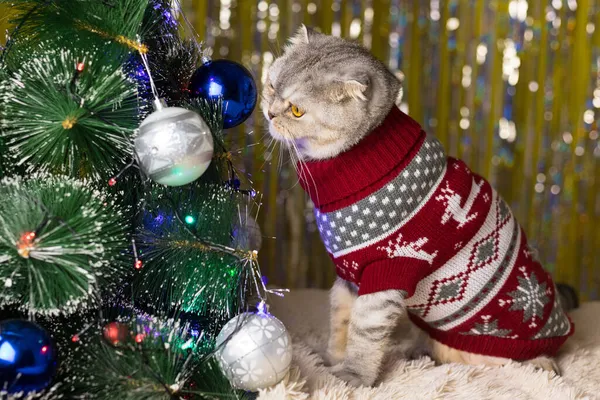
[262,26,567,387]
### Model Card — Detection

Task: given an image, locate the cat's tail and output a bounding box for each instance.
[556,283,579,312]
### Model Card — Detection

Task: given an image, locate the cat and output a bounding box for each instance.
[262,25,574,387]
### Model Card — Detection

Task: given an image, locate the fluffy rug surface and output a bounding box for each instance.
[258,289,599,400]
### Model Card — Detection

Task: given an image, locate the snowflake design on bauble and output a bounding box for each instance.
[276,334,291,361]
[248,316,277,340]
[235,359,263,383]
[499,267,551,328]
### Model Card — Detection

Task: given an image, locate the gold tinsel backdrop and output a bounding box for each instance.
[2,1,599,299]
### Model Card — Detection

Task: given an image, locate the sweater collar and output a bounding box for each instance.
[297,106,425,209]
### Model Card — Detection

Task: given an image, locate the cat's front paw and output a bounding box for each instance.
[330,363,373,387]
[323,349,345,367]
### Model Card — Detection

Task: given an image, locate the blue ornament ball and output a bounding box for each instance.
[189,60,257,129]
[0,320,58,394]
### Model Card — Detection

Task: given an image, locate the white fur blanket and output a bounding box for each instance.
[259,289,599,400]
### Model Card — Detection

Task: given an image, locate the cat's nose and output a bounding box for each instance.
[268,111,275,120]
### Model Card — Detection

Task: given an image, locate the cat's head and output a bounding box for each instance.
[262,25,402,160]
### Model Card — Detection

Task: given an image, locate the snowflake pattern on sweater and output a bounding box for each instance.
[298,106,573,360]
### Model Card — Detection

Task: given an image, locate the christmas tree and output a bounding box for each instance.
[0,1,290,398]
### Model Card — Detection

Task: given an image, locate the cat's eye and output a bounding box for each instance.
[291,104,305,118]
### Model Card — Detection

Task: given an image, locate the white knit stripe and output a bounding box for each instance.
[330,162,448,258]
[405,189,516,325]
[403,188,501,310]
[405,191,521,331]
[316,136,447,255]
[435,227,520,331]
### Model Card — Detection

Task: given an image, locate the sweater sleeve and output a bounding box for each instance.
[358,258,431,297]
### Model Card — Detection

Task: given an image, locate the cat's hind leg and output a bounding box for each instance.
[430,339,561,375]
[430,339,510,366]
[523,356,561,375]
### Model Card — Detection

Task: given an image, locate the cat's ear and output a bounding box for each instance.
[328,77,369,102]
[290,24,318,45]
[343,79,369,101]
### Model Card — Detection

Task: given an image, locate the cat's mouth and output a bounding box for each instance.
[268,124,310,152]
[269,124,340,149]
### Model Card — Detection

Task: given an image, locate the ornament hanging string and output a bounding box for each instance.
[139,51,160,102]
[64,64,142,186]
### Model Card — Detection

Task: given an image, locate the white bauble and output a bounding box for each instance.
[135,105,214,186]
[215,312,292,391]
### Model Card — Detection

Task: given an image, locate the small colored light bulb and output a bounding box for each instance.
[108,178,117,186]
[180,338,194,350]
[71,335,80,343]
[76,62,85,72]
[135,333,145,343]
[41,345,48,354]
[135,260,143,270]
[17,231,36,258]
[185,215,195,224]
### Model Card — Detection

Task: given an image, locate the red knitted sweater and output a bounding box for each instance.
[298,106,573,360]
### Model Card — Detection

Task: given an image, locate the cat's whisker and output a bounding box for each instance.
[256,131,272,148]
[266,136,280,172]
[285,146,303,191]
[277,140,284,173]
[290,140,319,203]
[258,133,278,172]
[291,145,310,186]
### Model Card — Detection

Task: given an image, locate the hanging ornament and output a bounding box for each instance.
[189,60,257,129]
[215,309,292,391]
[102,322,130,346]
[232,214,263,252]
[0,320,58,395]
[135,99,214,186]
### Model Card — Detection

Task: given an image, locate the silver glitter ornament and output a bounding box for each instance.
[215,311,292,391]
[135,100,214,186]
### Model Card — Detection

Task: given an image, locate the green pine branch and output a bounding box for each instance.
[0,1,263,398]
[1,45,140,180]
[1,0,150,64]
[0,65,11,179]
[0,174,129,315]
[134,182,246,323]
[78,317,248,400]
